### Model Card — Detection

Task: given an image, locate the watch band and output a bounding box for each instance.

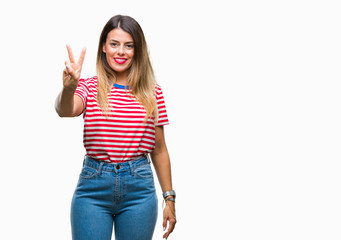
[163,190,176,199]
[165,197,176,203]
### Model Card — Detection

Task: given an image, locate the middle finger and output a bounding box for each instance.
[168,219,176,234]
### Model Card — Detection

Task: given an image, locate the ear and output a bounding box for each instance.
[102,43,106,53]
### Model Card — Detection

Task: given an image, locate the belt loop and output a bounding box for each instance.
[128,161,134,175]
[146,154,151,163]
[97,162,104,176]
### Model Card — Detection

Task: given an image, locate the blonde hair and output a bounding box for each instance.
[96,15,158,123]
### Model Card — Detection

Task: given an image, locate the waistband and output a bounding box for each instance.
[83,155,150,173]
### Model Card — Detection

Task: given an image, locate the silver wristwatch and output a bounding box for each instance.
[163,190,176,199]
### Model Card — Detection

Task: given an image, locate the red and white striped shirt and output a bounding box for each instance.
[75,76,169,163]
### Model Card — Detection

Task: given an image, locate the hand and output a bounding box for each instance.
[163,200,176,239]
[63,44,86,90]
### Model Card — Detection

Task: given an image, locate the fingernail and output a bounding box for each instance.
[163,227,166,231]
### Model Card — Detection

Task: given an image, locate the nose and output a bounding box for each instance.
[117,45,125,55]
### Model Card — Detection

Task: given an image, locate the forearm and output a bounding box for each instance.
[55,87,76,117]
[151,150,173,193]
[152,146,176,239]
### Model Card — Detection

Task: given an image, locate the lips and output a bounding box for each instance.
[114,58,128,64]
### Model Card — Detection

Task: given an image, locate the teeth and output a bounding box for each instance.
[115,58,126,62]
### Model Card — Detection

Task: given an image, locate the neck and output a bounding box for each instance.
[115,72,128,85]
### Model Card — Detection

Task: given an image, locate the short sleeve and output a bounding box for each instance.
[155,84,169,126]
[74,78,89,111]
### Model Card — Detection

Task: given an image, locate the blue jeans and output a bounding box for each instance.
[71,155,158,240]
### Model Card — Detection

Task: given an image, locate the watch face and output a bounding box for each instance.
[163,191,176,198]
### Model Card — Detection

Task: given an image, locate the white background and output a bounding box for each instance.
[0,0,340,239]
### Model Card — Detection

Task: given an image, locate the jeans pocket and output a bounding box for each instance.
[79,166,97,179]
[134,163,153,179]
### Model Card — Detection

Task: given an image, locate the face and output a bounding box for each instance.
[103,28,135,76]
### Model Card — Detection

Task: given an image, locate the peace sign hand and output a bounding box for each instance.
[63,44,86,90]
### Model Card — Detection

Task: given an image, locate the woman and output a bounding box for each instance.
[55,15,176,240]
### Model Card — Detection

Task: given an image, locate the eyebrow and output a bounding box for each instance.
[109,39,134,44]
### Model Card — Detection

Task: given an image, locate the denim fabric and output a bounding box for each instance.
[71,155,158,240]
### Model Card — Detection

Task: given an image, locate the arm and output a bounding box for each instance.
[150,126,176,239]
[55,88,84,117]
[55,45,86,117]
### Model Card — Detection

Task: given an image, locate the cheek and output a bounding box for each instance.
[130,50,135,58]
[105,53,112,64]
[105,49,116,62]
[105,47,114,56]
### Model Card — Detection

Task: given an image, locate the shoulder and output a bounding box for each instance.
[154,83,167,100]
[155,83,164,95]
[79,76,97,85]
[78,76,98,90]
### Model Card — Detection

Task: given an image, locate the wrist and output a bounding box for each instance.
[165,196,176,203]
[63,85,77,94]
[162,190,176,199]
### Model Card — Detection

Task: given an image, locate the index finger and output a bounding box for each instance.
[66,44,76,63]
[77,47,86,66]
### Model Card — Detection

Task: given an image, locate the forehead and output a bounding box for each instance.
[107,28,133,42]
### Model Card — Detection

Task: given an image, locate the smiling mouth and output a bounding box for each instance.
[114,58,128,64]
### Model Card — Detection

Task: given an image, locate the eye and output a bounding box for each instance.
[110,42,118,47]
[126,44,134,49]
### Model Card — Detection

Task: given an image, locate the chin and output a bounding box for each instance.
[111,64,132,73]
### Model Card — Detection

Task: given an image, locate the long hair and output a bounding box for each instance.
[96,15,157,123]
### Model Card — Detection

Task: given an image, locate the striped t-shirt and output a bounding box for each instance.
[75,76,169,163]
